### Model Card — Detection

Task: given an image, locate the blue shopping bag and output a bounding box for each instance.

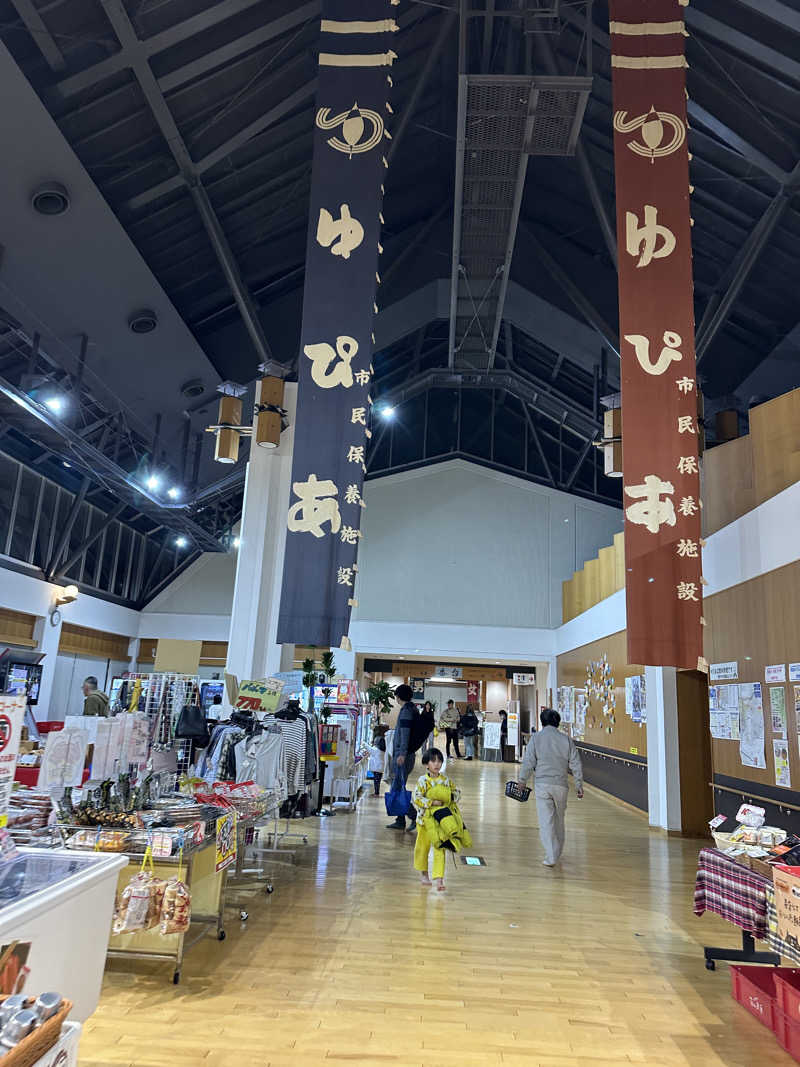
[385,770,411,818]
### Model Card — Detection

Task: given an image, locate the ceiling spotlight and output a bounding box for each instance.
[167,486,181,500]
[62,461,71,468]
[128,308,158,334]
[31,181,70,216]
[232,537,241,548]
[380,405,395,419]
[44,395,66,415]
[175,536,188,548]
[145,474,161,491]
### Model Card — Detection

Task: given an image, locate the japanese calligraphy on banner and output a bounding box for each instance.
[277,2,398,648]
[609,0,703,669]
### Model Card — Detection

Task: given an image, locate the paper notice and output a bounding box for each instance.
[771,686,788,738]
[774,739,792,788]
[739,683,766,770]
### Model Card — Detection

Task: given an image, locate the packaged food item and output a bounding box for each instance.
[147,877,168,930]
[113,872,155,933]
[160,877,191,935]
[759,826,787,848]
[67,828,131,852]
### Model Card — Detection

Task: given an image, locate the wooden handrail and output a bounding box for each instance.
[710,781,800,814]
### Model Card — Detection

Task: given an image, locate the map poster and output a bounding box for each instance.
[770,687,788,738]
[739,682,766,770]
[774,740,792,788]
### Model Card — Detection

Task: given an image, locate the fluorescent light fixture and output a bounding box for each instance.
[166,486,181,500]
[380,405,395,419]
[145,474,161,491]
[44,395,66,415]
[175,536,188,548]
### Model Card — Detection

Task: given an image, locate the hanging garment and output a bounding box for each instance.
[237,731,288,802]
[278,718,307,796]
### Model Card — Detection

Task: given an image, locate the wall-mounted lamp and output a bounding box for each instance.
[55,584,78,606]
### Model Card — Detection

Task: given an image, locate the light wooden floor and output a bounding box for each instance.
[80,760,793,1066]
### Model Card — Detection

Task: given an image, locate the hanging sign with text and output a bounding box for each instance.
[609,0,702,669]
[277,3,397,648]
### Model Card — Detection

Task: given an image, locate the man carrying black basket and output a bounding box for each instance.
[516,708,584,867]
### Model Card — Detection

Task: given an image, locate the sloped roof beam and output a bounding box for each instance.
[9,0,65,71]
[696,159,800,364]
[519,222,619,355]
[100,0,274,369]
[54,0,285,97]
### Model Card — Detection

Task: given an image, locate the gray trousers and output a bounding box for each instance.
[535,782,569,865]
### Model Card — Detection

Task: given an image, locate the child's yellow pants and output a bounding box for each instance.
[414,825,445,878]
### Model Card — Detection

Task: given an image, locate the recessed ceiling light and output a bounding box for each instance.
[31,182,70,216]
[180,378,204,399]
[128,308,158,334]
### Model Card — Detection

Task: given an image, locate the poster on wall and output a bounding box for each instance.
[766,664,787,683]
[573,690,587,742]
[710,662,739,682]
[625,675,646,724]
[770,687,788,738]
[739,683,766,770]
[790,664,800,683]
[774,740,792,788]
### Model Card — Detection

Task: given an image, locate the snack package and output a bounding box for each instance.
[147,877,169,930]
[160,877,192,935]
[113,872,155,934]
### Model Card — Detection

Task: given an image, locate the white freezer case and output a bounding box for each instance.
[0,847,128,1021]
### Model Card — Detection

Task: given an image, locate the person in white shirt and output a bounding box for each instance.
[368,735,386,797]
[517,708,584,867]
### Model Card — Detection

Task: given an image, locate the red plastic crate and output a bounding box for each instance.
[775,1007,800,1062]
[776,970,800,1024]
[730,965,777,1030]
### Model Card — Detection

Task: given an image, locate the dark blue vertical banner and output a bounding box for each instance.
[277,1,398,649]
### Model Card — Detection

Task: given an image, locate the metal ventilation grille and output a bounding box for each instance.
[525,77,592,156]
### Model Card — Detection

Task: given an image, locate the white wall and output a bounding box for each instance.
[353,460,622,631]
[143,548,238,616]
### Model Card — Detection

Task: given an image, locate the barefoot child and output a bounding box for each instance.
[412,748,472,892]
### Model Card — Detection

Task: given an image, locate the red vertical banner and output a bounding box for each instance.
[609,0,703,669]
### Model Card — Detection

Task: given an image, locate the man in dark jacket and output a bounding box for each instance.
[387,684,420,832]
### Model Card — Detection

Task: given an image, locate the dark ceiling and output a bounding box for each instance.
[0,0,798,602]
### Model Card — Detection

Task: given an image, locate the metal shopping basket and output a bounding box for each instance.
[505,781,531,803]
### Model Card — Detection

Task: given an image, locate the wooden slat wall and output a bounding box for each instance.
[137,639,228,666]
[750,389,800,507]
[59,623,130,660]
[0,608,37,648]
[556,630,647,756]
[704,560,800,794]
[702,435,754,537]
[562,531,626,624]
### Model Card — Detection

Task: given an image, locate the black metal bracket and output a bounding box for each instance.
[703,930,781,971]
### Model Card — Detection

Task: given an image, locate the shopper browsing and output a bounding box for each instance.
[82,676,110,717]
[439,699,462,759]
[386,684,420,832]
[412,748,472,892]
[499,710,509,761]
[517,708,583,867]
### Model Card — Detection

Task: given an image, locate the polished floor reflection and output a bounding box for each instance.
[80,760,793,1066]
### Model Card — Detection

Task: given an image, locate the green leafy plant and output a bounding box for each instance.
[367,680,394,723]
[301,656,317,691]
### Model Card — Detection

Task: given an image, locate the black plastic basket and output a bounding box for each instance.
[505,781,531,803]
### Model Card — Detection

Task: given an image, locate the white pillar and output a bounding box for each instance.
[645,665,682,832]
[226,383,297,683]
[33,609,61,722]
[333,647,356,679]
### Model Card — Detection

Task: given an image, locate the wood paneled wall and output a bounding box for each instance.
[59,623,130,660]
[750,389,800,506]
[562,531,625,623]
[0,607,37,648]
[137,639,228,666]
[705,560,800,794]
[702,435,754,537]
[557,630,647,756]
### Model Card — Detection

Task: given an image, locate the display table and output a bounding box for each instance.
[105,836,226,985]
[0,848,128,1021]
[694,848,781,970]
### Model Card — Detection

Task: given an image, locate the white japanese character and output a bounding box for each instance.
[624,331,683,376]
[316,204,364,260]
[304,336,358,389]
[676,377,695,394]
[337,567,354,587]
[677,456,698,475]
[624,475,676,534]
[345,484,362,505]
[347,445,365,465]
[351,407,367,426]
[340,526,361,545]
[625,205,676,268]
[676,539,699,558]
[677,581,699,602]
[287,474,341,538]
[679,496,698,516]
[678,415,695,434]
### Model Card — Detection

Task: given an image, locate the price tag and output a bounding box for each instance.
[235,678,284,714]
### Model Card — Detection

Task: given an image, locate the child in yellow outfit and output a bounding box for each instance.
[412,748,471,892]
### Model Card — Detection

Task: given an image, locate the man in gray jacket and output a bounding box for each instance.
[518,708,583,866]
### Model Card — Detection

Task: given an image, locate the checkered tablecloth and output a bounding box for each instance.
[694,848,771,940]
